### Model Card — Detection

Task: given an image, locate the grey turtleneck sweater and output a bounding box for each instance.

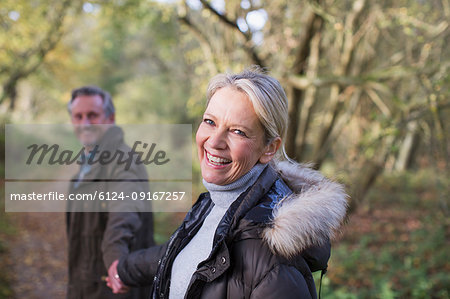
[169,163,267,299]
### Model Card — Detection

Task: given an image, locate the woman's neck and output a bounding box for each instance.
[202,163,267,208]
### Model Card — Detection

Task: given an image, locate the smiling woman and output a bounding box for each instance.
[196,86,278,185]
[113,66,348,299]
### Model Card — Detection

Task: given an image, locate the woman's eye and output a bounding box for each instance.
[233,129,247,137]
[204,118,214,125]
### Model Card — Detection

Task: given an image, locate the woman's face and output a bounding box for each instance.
[196,86,277,185]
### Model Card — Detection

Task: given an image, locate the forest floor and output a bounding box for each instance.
[0,210,185,299]
[1,212,67,299]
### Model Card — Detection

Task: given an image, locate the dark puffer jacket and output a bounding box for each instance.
[67,126,155,299]
[118,161,347,299]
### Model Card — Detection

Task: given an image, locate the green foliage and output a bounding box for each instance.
[153,212,186,245]
[327,225,448,298]
[321,169,449,298]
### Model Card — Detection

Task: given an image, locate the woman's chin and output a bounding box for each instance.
[202,173,225,185]
[202,168,235,185]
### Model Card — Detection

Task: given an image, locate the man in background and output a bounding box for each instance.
[66,86,154,298]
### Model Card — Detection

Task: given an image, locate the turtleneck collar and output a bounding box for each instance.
[202,163,267,208]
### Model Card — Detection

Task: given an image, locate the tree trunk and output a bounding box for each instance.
[285,7,322,159]
[312,0,366,168]
[296,20,322,161]
[394,121,420,171]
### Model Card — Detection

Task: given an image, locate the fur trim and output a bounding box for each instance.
[262,161,348,258]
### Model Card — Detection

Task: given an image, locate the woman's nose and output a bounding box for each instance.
[207,129,227,149]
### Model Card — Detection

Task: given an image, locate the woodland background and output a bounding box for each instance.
[0,0,449,298]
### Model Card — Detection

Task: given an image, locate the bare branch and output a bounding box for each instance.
[388,8,449,37]
[400,99,450,125]
[198,0,265,67]
[292,7,322,74]
[178,15,218,75]
[287,62,445,90]
[199,0,250,40]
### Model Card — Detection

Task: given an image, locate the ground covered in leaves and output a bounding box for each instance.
[1,212,67,299]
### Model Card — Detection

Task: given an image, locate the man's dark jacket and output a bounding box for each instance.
[67,126,155,299]
[118,161,348,298]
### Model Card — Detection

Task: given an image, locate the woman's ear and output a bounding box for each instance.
[259,137,282,164]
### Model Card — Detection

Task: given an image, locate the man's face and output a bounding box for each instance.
[70,94,114,148]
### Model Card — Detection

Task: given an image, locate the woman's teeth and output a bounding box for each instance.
[207,152,231,165]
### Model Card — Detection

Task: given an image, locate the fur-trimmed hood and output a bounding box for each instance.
[262,161,348,259]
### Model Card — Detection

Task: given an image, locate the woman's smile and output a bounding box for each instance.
[205,150,232,167]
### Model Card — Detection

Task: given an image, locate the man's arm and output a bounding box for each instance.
[101,160,151,271]
[102,210,143,271]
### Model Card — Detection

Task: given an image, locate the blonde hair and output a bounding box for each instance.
[206,66,289,161]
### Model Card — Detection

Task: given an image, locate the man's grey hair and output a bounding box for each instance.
[67,86,115,118]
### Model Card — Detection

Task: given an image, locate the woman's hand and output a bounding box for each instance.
[106,259,130,294]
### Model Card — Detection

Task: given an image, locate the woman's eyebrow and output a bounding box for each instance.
[203,112,215,118]
[203,112,256,133]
